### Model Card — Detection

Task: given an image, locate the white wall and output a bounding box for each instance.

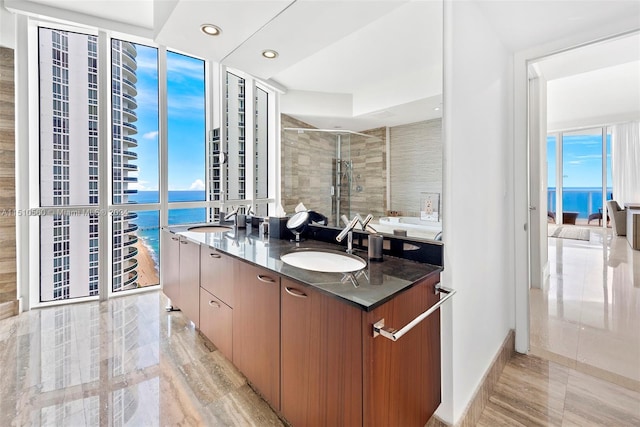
[0,5,16,48]
[439,1,515,424]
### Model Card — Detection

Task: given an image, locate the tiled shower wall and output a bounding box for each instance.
[0,47,18,319]
[281,115,387,226]
[281,115,335,221]
[281,114,441,225]
[346,127,386,221]
[389,119,443,217]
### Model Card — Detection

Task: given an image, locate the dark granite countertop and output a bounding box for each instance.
[166,224,442,312]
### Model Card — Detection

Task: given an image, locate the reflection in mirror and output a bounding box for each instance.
[278,0,442,240]
[225,71,246,201]
[223,0,443,240]
[282,124,385,227]
[281,117,442,240]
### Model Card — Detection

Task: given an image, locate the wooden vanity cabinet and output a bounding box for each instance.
[362,273,441,427]
[233,262,281,409]
[280,278,363,427]
[178,237,201,328]
[160,229,181,307]
[162,226,442,427]
[199,288,233,360]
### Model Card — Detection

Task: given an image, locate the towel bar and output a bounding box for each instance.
[373,284,455,341]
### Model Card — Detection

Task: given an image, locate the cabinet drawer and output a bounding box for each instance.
[200,246,234,307]
[199,287,233,361]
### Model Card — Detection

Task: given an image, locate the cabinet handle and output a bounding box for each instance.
[285,286,307,298]
[180,241,188,244]
[257,274,276,283]
[171,237,179,241]
[208,300,220,308]
[209,253,221,258]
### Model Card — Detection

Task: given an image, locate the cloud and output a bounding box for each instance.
[167,94,205,117]
[189,179,205,190]
[129,180,157,191]
[568,160,582,165]
[143,131,158,140]
[167,53,205,81]
[576,154,603,160]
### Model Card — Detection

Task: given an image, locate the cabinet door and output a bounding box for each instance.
[362,274,441,427]
[281,278,362,427]
[200,287,233,360]
[160,229,181,307]
[233,263,280,409]
[200,246,234,307]
[178,237,200,327]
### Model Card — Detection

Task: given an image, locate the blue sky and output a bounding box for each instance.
[547,133,612,188]
[131,45,205,195]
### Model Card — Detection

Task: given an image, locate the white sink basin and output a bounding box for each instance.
[187,225,232,233]
[281,249,366,273]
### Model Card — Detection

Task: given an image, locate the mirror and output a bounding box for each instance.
[223,1,443,240]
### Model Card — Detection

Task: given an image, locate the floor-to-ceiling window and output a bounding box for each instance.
[547,134,557,216]
[35,26,208,304]
[32,24,276,307]
[111,40,160,293]
[38,28,100,302]
[547,127,612,225]
[167,51,207,226]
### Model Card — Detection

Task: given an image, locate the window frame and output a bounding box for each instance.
[217,66,279,218]
[23,19,278,309]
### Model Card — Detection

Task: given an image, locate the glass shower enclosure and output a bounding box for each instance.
[281,127,383,227]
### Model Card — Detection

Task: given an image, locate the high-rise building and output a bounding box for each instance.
[225,72,246,201]
[38,29,139,300]
[111,40,139,292]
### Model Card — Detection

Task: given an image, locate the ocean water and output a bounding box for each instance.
[547,187,613,219]
[127,191,207,266]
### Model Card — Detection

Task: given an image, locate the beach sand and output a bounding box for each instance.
[134,239,159,287]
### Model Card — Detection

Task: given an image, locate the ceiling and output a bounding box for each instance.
[474,0,640,53]
[473,0,640,131]
[5,0,443,131]
[4,0,639,131]
[533,32,640,132]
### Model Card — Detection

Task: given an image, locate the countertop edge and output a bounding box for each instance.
[166,225,443,312]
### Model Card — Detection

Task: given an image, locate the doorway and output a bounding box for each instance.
[526,33,640,388]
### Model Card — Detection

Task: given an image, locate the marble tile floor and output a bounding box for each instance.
[0,291,284,427]
[1,287,638,426]
[477,353,640,426]
[531,227,640,391]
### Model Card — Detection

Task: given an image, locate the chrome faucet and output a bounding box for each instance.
[355,213,376,233]
[223,206,239,224]
[336,216,359,254]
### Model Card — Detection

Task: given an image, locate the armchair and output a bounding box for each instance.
[606,200,627,236]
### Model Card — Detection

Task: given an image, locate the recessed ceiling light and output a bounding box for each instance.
[200,24,222,36]
[434,107,440,111]
[262,50,278,59]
